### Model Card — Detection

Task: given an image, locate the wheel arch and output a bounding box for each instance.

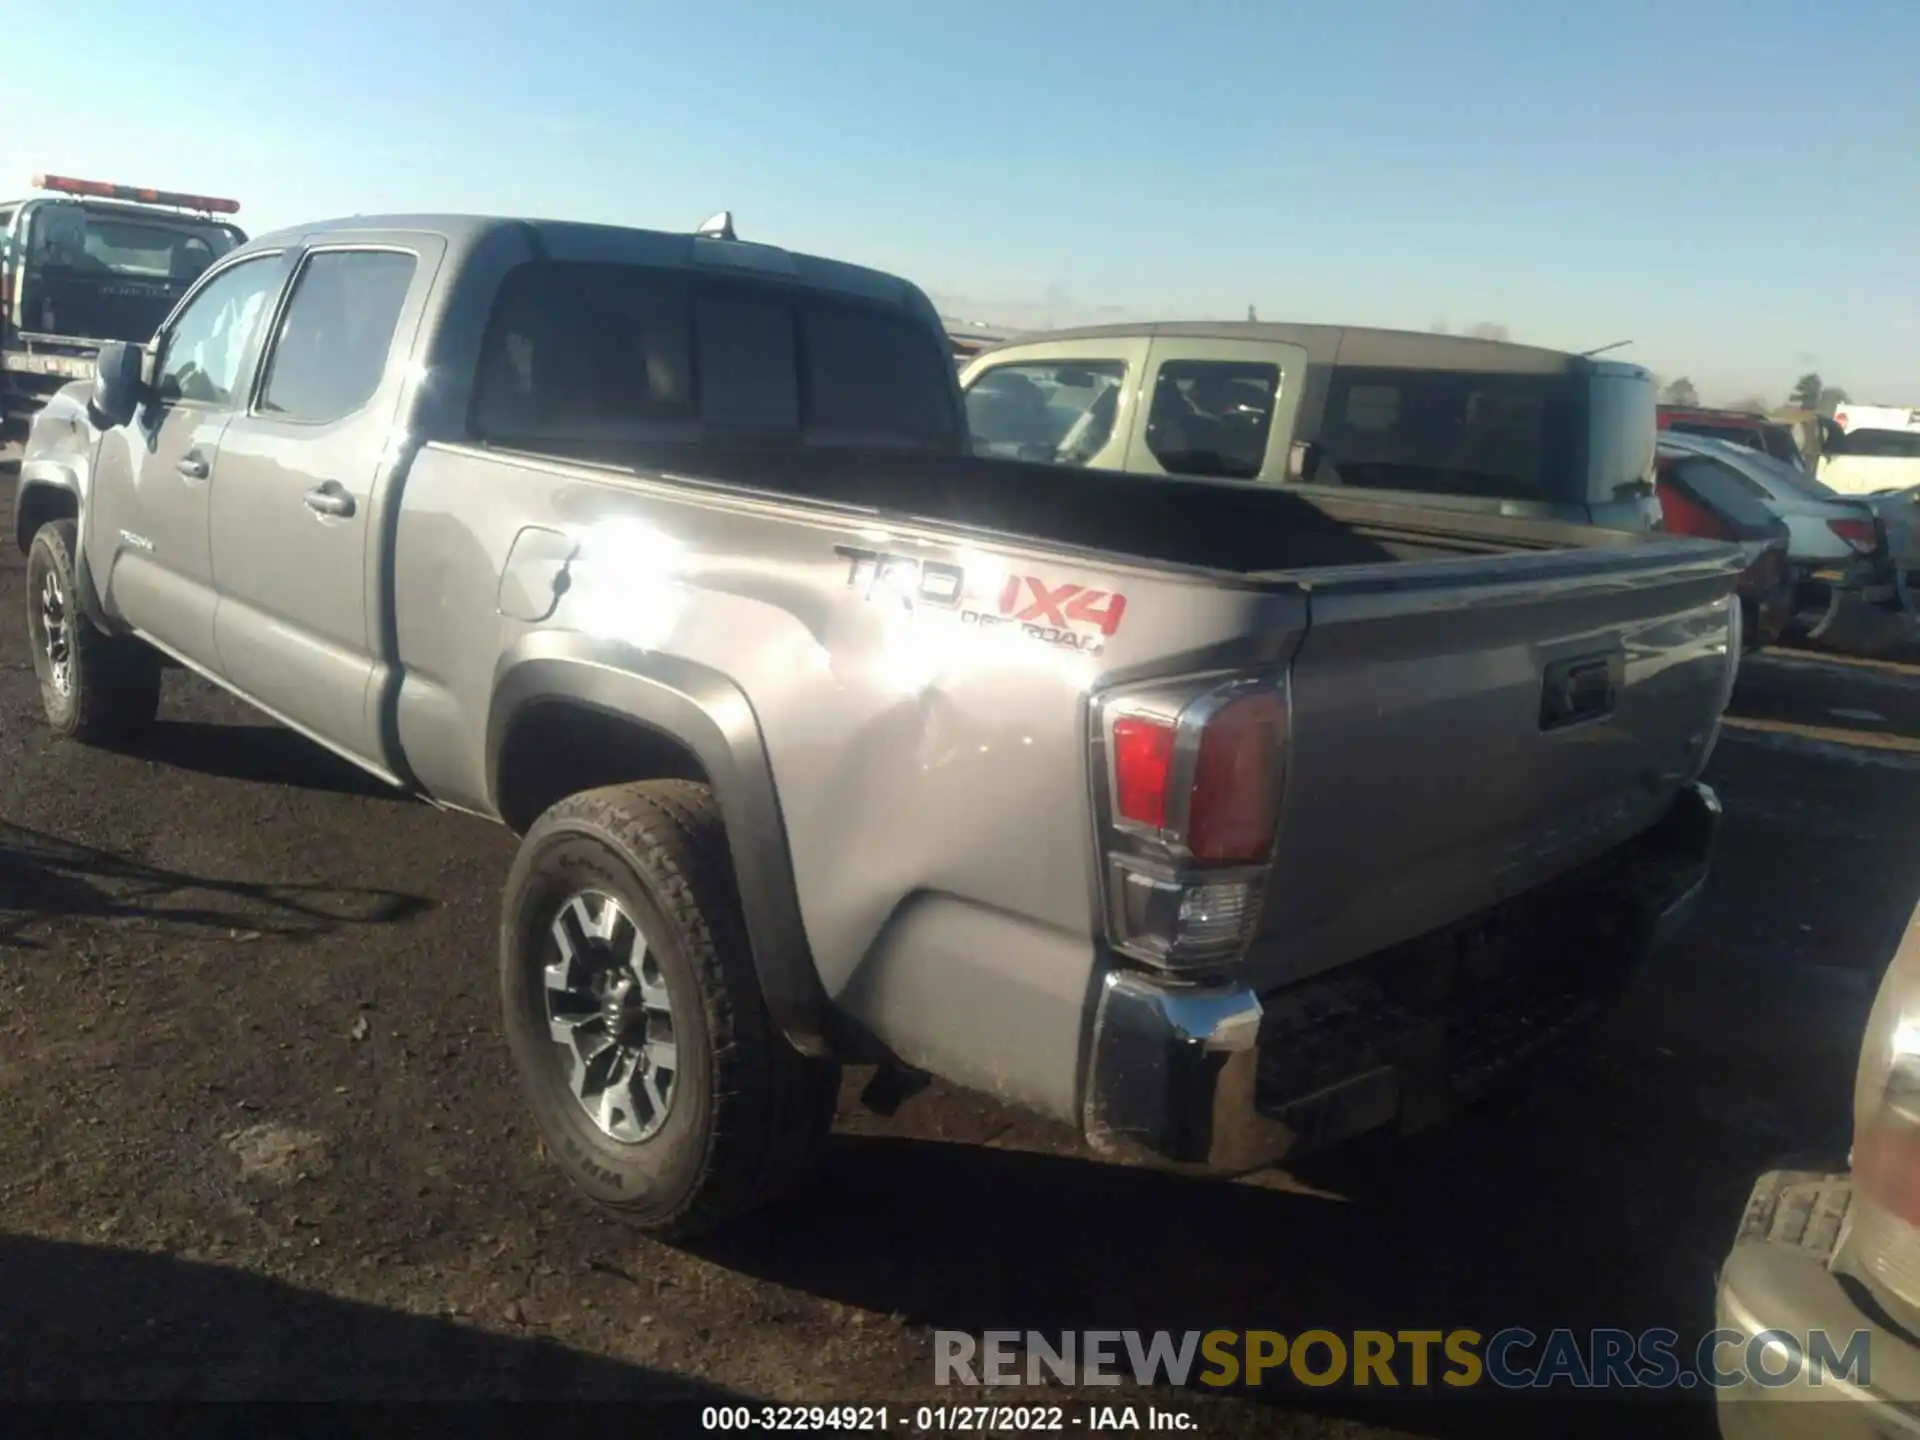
[487,649,834,1059]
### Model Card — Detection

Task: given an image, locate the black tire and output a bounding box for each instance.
[500,779,840,1238]
[25,519,162,744]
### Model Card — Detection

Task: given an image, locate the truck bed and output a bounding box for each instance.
[493,439,1669,575]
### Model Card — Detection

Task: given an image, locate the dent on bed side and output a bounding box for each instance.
[485,635,835,1057]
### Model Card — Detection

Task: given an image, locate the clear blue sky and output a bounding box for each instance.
[8,0,1916,404]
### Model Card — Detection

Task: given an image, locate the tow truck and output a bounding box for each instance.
[0,174,246,427]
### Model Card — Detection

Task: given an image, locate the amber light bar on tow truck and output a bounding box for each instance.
[1092,674,1289,973]
[32,173,240,215]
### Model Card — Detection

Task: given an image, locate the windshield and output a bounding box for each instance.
[1665,420,1763,452]
[27,206,238,283]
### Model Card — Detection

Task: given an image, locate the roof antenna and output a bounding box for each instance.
[1581,339,1633,357]
[696,209,737,241]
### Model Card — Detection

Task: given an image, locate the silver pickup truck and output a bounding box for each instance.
[14,212,1738,1237]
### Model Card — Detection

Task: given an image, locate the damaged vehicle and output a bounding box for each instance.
[1656,430,1912,654]
[16,211,1737,1236]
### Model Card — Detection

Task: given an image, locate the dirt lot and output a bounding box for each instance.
[3,454,1917,1436]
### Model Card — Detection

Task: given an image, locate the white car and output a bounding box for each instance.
[1821,427,1920,500]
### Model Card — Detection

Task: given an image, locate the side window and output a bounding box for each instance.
[258,250,418,424]
[154,257,282,407]
[1145,360,1279,480]
[965,360,1126,465]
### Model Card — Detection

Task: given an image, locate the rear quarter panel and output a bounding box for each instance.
[389,445,1307,1119]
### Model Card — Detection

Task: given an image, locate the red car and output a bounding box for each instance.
[1656,405,1807,473]
[1653,445,1796,649]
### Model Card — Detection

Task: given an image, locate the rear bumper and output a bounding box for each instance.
[1714,1171,1920,1438]
[1082,780,1720,1172]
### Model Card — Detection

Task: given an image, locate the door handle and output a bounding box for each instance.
[176,454,210,480]
[303,482,356,519]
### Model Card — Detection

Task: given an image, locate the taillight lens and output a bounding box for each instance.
[1096,676,1287,972]
[1189,689,1286,862]
[1111,716,1175,830]
[1828,516,1880,554]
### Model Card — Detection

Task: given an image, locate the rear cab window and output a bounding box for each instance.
[470,261,959,449]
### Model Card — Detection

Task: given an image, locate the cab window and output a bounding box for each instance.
[153,256,283,407]
[1144,360,1279,479]
[965,360,1127,465]
[258,250,417,424]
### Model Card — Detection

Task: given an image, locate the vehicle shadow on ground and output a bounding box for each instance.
[0,1231,741,1402]
[698,739,1920,1440]
[100,718,410,801]
[0,821,433,949]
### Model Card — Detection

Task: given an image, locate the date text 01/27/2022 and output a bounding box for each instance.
[699,1404,1197,1432]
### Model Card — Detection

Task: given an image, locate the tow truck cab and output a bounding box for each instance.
[1,173,245,423]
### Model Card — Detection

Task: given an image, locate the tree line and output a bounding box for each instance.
[1658,372,1849,416]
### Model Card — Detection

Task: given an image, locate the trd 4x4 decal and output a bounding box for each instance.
[834,545,1129,655]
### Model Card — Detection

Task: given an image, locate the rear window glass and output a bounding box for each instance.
[1309,367,1571,503]
[1665,456,1780,530]
[27,206,235,282]
[471,261,957,449]
[1841,429,1920,459]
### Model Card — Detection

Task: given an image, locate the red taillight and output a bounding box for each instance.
[1189,690,1286,862]
[1828,517,1880,554]
[1111,716,1175,829]
[1098,677,1287,972]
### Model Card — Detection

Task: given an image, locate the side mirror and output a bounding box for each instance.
[89,342,145,430]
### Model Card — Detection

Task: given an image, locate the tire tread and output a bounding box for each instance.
[520,779,837,1237]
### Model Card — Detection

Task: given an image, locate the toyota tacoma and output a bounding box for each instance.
[15,210,1736,1236]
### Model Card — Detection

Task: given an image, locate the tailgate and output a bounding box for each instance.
[1246,539,1741,989]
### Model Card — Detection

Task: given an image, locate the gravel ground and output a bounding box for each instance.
[2,451,1916,1436]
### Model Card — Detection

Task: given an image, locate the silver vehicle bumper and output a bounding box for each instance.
[1715,1172,1920,1439]
[1083,781,1719,1174]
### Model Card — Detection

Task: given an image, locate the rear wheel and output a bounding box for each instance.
[500,780,839,1238]
[25,519,162,744]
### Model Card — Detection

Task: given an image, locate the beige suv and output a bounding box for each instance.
[960,320,1664,531]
